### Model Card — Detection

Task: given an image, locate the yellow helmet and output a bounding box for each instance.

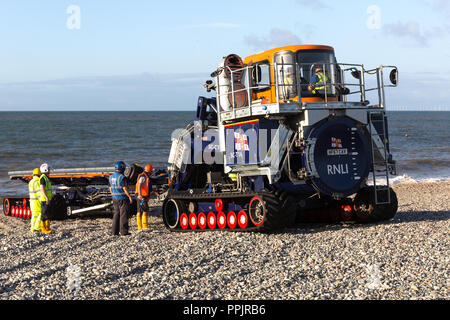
[33,168,41,176]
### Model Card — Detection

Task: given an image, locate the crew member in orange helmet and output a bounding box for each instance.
[136,164,159,231]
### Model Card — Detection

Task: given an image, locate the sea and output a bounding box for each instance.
[0,111,449,197]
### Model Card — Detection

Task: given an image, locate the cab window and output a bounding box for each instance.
[274,51,297,100]
[249,62,271,92]
[297,49,338,97]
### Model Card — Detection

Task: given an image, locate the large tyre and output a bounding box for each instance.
[125,164,144,185]
[249,190,297,232]
[47,194,68,220]
[353,187,398,223]
[130,199,138,216]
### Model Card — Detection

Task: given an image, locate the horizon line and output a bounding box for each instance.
[0,109,449,112]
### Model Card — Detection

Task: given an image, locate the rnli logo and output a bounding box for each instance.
[331,137,343,148]
[234,132,249,151]
[327,137,348,156]
[327,164,349,175]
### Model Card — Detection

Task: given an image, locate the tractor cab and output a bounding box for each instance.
[245,45,341,104]
[207,44,398,119]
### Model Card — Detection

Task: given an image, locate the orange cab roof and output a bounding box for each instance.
[244,44,335,64]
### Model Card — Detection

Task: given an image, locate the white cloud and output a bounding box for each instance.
[244,28,302,50]
[431,0,450,17]
[296,0,332,9]
[181,22,240,29]
[383,20,448,47]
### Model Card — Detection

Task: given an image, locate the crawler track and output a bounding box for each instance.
[162,187,398,232]
[163,189,297,233]
[2,197,32,220]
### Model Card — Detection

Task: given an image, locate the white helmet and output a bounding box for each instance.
[40,163,51,174]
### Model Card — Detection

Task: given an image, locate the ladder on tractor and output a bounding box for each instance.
[368,111,391,205]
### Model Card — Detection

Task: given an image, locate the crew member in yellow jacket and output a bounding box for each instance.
[29,168,42,232]
[39,163,54,234]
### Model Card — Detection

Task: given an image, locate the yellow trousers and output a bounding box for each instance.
[30,201,42,232]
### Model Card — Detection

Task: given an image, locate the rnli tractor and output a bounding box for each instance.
[162,44,399,232]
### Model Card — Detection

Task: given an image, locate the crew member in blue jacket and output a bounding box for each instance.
[109,161,133,236]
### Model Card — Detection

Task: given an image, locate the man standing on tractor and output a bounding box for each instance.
[136,164,159,231]
[29,168,42,232]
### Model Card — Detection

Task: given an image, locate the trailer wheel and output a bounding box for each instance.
[47,194,68,220]
[3,198,10,216]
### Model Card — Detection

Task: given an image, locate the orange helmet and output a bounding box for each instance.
[144,164,153,173]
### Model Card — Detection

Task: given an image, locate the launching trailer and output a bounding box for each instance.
[163,45,399,232]
[4,165,168,220]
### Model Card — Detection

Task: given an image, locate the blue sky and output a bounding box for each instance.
[0,0,449,110]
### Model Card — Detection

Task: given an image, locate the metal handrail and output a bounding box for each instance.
[215,62,397,114]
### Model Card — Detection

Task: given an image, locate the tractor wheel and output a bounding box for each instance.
[249,190,297,231]
[353,187,398,223]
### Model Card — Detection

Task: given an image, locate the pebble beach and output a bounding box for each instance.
[0,182,448,300]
